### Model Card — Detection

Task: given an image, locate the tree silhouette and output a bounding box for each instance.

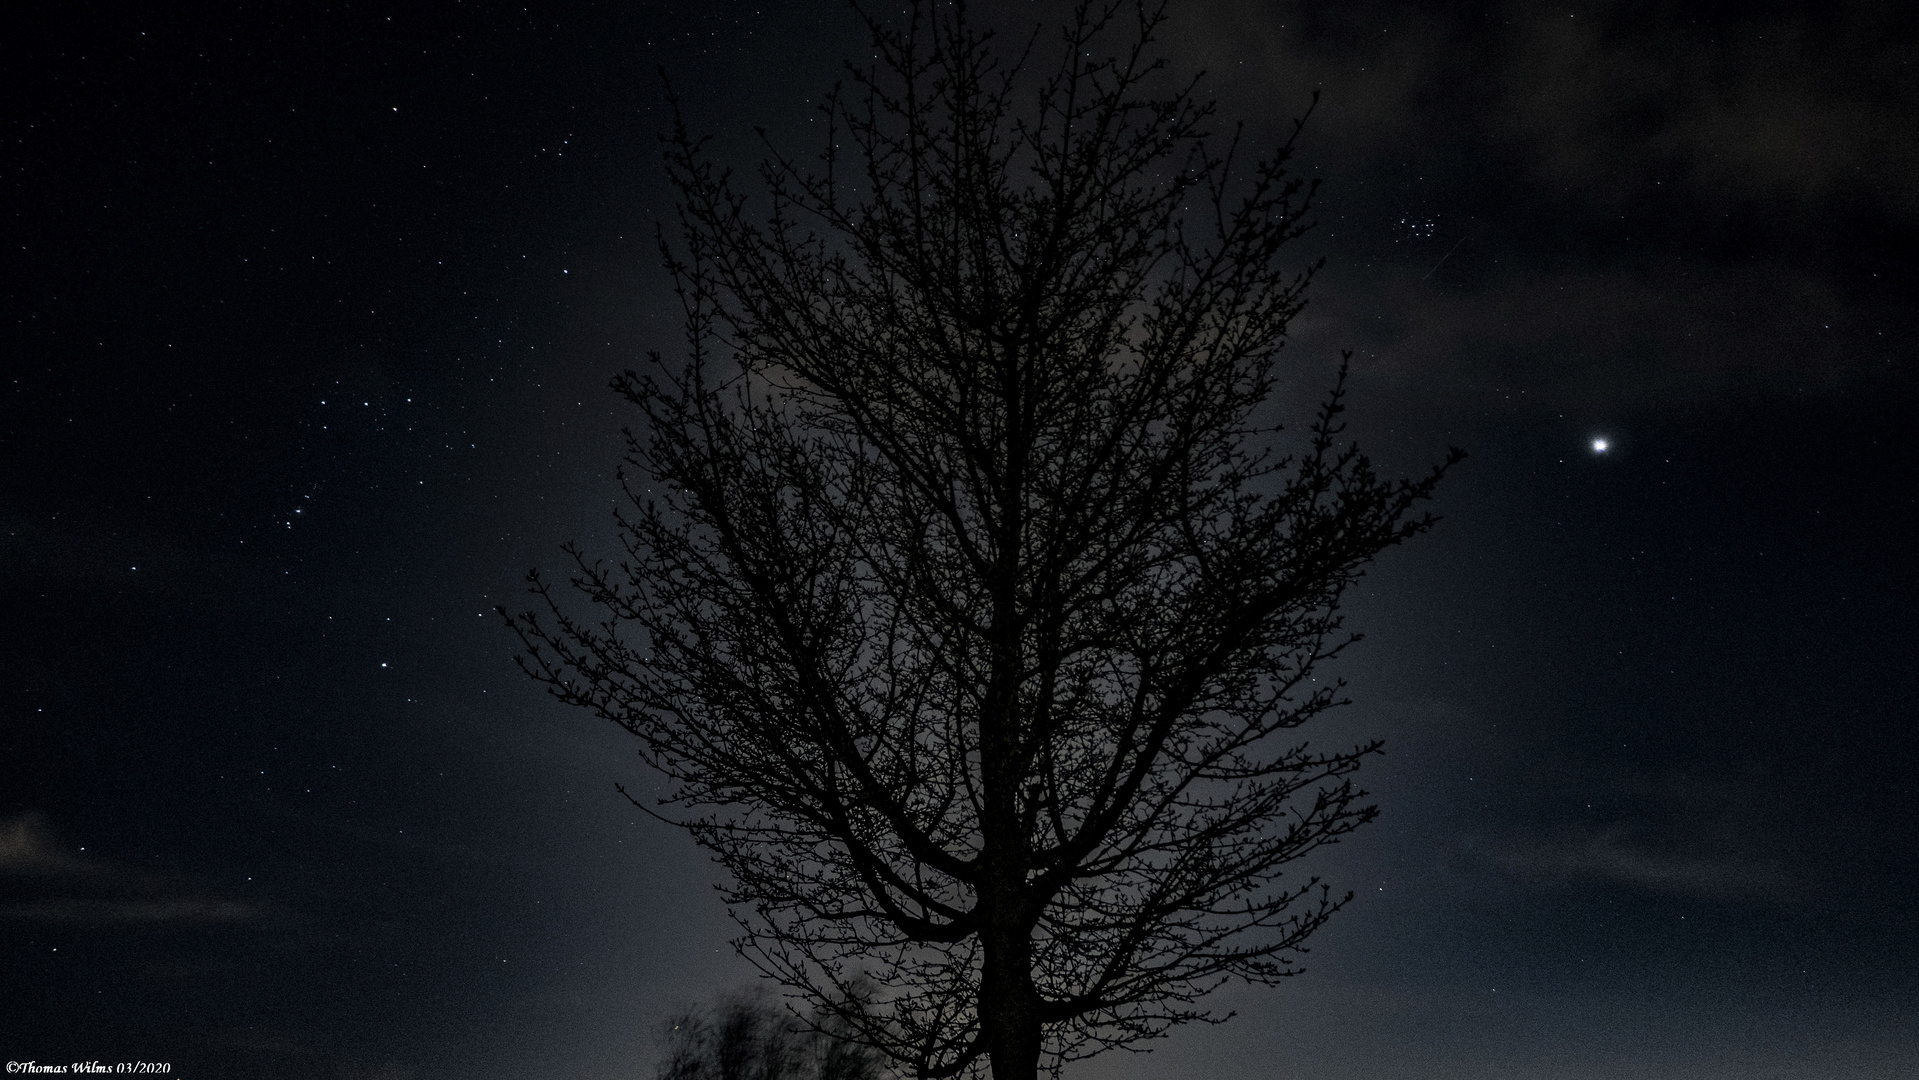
[659,989,885,1080]
[507,3,1458,1078]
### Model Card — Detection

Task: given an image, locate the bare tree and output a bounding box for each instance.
[508,3,1458,1079]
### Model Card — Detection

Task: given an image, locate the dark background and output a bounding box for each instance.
[4,2,1915,1077]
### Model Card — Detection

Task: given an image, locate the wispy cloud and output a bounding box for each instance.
[1302,257,1866,406]
[0,812,263,925]
[0,898,261,924]
[1487,824,1792,902]
[0,811,97,875]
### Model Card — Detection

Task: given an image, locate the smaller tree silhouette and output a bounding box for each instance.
[661,990,887,1080]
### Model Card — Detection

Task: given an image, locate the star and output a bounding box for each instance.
[1591,438,1609,453]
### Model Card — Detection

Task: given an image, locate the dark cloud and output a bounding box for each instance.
[1489,4,1915,219]
[1162,0,1916,219]
[1130,0,1919,402]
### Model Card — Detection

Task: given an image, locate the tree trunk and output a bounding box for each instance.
[979,417,1039,1080]
[980,921,1043,1080]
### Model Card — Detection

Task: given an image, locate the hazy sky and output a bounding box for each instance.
[5,2,1915,1077]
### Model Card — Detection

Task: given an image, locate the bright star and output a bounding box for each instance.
[1591,438,1609,453]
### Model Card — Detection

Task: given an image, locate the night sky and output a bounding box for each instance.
[5,2,1916,1078]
